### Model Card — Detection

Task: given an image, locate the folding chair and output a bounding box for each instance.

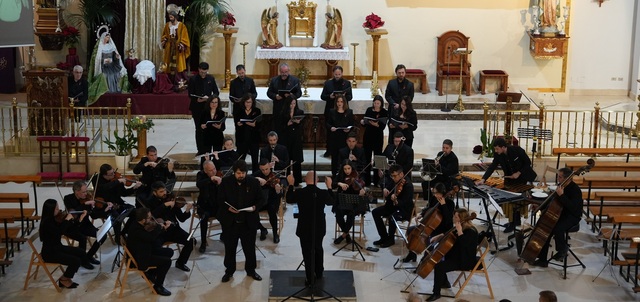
[23,232,64,292]
[114,240,157,298]
[452,237,494,299]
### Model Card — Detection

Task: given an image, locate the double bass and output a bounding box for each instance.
[519,159,594,264]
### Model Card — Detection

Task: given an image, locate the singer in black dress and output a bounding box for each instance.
[360,95,388,186]
[326,95,355,176]
[278,97,305,185]
[234,94,262,173]
[388,96,418,147]
[199,95,226,154]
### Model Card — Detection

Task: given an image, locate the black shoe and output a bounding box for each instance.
[153,285,171,296]
[89,258,100,265]
[260,229,268,241]
[552,250,567,261]
[334,236,345,245]
[380,238,395,248]
[199,244,206,253]
[248,272,262,281]
[322,152,330,158]
[345,234,352,244]
[58,280,79,289]
[81,262,94,270]
[373,238,386,246]
[273,234,280,244]
[503,222,515,233]
[221,273,233,283]
[402,252,417,263]
[426,293,441,301]
[532,259,548,268]
[175,263,191,272]
[442,281,451,289]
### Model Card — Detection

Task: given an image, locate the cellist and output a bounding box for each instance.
[426,208,478,302]
[530,167,583,268]
[402,182,454,263]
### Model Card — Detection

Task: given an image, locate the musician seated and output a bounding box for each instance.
[259,131,290,172]
[252,159,283,243]
[126,207,173,296]
[426,208,478,302]
[421,139,459,203]
[63,180,103,265]
[337,134,366,176]
[372,164,414,248]
[403,182,454,263]
[146,181,195,272]
[196,160,222,253]
[530,168,582,268]
[133,145,176,200]
[212,137,239,172]
[331,161,367,244]
[379,132,414,187]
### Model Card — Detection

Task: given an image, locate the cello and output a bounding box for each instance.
[406,187,459,254]
[519,159,594,264]
[416,212,477,278]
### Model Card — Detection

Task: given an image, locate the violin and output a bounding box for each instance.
[93,197,120,211]
[144,217,166,232]
[78,192,94,206]
[265,172,281,188]
[54,210,83,223]
[113,171,138,188]
[344,172,366,192]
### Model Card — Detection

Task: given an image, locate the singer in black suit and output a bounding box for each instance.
[229,64,258,117]
[188,62,219,155]
[384,64,414,115]
[267,63,302,128]
[285,172,335,285]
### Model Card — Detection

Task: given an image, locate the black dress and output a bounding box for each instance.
[326,108,355,176]
[279,108,305,184]
[199,108,226,153]
[234,107,262,173]
[362,107,388,185]
[388,110,418,147]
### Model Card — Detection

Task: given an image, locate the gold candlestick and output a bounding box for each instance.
[351,42,359,88]
[452,48,472,112]
[240,42,249,67]
[370,71,379,98]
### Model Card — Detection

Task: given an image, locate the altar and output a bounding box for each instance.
[255,46,350,79]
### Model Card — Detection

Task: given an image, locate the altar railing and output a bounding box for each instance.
[0,98,131,156]
[483,101,640,157]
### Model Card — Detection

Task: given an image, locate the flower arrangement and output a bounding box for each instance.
[128,115,154,132]
[62,26,80,48]
[362,13,385,30]
[220,11,236,28]
[56,61,72,70]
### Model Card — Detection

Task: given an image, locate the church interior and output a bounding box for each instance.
[1,0,640,301]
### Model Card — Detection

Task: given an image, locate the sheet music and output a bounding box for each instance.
[96,218,112,242]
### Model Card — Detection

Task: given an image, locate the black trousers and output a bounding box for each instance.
[222,221,257,275]
[372,203,400,240]
[192,110,204,154]
[160,226,195,266]
[41,245,86,279]
[258,199,279,235]
[198,210,215,244]
[335,208,355,234]
[538,218,580,261]
[433,259,469,295]
[363,144,383,186]
[300,235,325,282]
[148,247,173,287]
[237,141,259,173]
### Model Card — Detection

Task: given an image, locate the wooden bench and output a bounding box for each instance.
[0,193,39,236]
[590,192,640,232]
[565,161,640,173]
[0,247,11,274]
[577,176,640,218]
[0,175,42,215]
[553,148,640,170]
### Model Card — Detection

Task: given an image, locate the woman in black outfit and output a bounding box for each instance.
[39,199,93,289]
[331,161,367,244]
[360,95,388,186]
[279,96,305,186]
[388,96,418,147]
[234,94,262,173]
[327,95,355,176]
[200,95,226,154]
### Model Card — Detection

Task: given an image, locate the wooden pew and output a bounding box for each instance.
[0,175,42,215]
[565,161,640,173]
[0,193,39,236]
[578,176,640,218]
[607,214,640,285]
[591,192,640,232]
[553,148,640,170]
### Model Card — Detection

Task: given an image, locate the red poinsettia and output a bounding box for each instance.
[56,61,71,70]
[362,13,385,30]
[62,26,80,48]
[220,12,236,27]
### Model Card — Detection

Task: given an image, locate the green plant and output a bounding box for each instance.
[104,124,137,156]
[480,128,494,159]
[128,115,154,132]
[65,0,121,39]
[184,0,230,52]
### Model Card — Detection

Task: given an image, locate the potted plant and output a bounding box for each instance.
[128,115,154,159]
[104,123,137,170]
[219,11,236,30]
[184,0,230,70]
[62,26,80,55]
[479,128,494,161]
[362,12,385,31]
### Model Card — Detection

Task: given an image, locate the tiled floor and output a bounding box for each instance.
[0,91,639,301]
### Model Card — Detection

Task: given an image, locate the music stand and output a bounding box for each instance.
[110,207,134,273]
[84,218,113,292]
[185,221,212,288]
[373,155,390,188]
[332,194,369,261]
[460,177,502,253]
[421,158,441,203]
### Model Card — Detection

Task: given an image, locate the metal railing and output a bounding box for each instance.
[0,98,131,155]
[483,101,640,157]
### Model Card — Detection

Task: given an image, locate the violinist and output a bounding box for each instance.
[426,208,478,302]
[530,167,582,268]
[372,164,414,248]
[337,134,366,177]
[253,159,283,243]
[421,139,459,203]
[196,160,222,253]
[212,137,240,173]
[330,161,366,245]
[380,132,414,186]
[39,199,95,289]
[402,182,454,263]
[145,181,194,272]
[62,180,102,265]
[259,131,290,172]
[133,145,176,198]
[278,96,304,186]
[126,207,173,296]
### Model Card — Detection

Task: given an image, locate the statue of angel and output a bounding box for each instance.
[261,7,282,49]
[321,6,343,49]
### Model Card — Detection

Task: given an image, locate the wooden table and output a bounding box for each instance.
[0,176,41,215]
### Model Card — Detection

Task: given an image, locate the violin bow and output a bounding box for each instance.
[158,142,179,164]
[273,161,296,177]
[389,167,414,194]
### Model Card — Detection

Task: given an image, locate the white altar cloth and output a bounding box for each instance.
[255,46,350,61]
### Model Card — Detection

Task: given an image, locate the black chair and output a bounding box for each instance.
[549,223,586,279]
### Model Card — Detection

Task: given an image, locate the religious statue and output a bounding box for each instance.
[261,7,283,49]
[540,0,558,30]
[124,48,140,91]
[321,6,343,50]
[161,4,190,80]
[87,29,129,105]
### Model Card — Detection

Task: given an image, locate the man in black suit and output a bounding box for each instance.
[285,171,334,286]
[266,63,302,127]
[188,62,219,155]
[196,160,222,253]
[380,132,414,187]
[126,207,173,296]
[337,134,366,177]
[259,131,290,172]
[253,159,283,244]
[229,64,257,118]
[133,145,176,201]
[321,66,353,157]
[421,139,460,203]
[63,180,101,265]
[217,160,265,283]
[372,164,414,248]
[384,64,414,115]
[68,65,88,122]
[477,137,537,232]
[145,181,194,272]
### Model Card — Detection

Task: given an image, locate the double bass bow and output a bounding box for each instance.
[519,159,594,264]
